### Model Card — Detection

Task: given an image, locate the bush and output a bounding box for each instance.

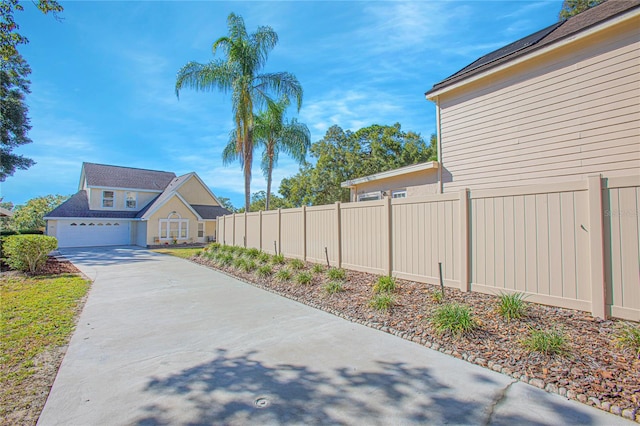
[289,258,305,270]
[431,289,444,303]
[246,248,260,259]
[369,293,395,311]
[2,235,58,273]
[373,275,396,294]
[324,281,344,294]
[256,264,273,277]
[430,303,478,338]
[327,267,346,280]
[312,264,325,274]
[257,252,271,263]
[271,253,285,264]
[615,322,640,357]
[521,328,568,356]
[296,271,313,285]
[275,268,292,282]
[497,292,528,321]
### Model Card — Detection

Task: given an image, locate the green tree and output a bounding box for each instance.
[0,0,63,181]
[216,196,236,213]
[278,124,435,207]
[9,194,68,231]
[175,13,303,212]
[253,97,310,210]
[237,190,288,212]
[558,0,604,20]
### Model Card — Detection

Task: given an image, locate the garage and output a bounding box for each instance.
[55,220,131,248]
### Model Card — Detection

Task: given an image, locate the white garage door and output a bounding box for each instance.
[56,220,131,248]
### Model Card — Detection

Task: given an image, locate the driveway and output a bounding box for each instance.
[38,247,631,425]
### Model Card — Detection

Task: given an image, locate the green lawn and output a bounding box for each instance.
[0,274,90,419]
[152,247,203,259]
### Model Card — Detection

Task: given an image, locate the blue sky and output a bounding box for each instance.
[4,0,561,209]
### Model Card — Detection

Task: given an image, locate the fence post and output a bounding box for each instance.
[385,196,392,276]
[302,205,307,261]
[232,213,236,246]
[220,215,225,244]
[244,211,248,248]
[459,189,470,292]
[277,208,282,255]
[588,174,607,319]
[259,210,263,251]
[336,202,342,268]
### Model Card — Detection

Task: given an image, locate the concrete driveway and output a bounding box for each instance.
[38,247,631,425]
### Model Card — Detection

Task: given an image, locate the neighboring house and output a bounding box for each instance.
[0,207,12,217]
[343,1,639,200]
[45,163,230,248]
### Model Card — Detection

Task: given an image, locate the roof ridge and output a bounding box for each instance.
[83,162,176,175]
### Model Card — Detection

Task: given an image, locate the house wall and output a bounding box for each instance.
[144,197,200,246]
[178,177,220,206]
[86,188,160,211]
[349,169,439,201]
[436,15,639,193]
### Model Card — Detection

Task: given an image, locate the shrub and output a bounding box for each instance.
[373,275,396,294]
[497,292,527,321]
[233,257,247,270]
[615,322,640,357]
[218,253,234,266]
[296,271,313,285]
[324,281,344,294]
[256,264,273,278]
[312,264,325,274]
[271,253,285,264]
[327,267,346,280]
[430,303,478,338]
[246,248,260,259]
[257,252,271,263]
[275,268,292,282]
[2,235,58,273]
[289,258,305,270]
[521,328,568,356]
[240,259,257,272]
[208,242,222,252]
[369,293,395,311]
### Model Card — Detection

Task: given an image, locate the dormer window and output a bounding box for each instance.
[125,191,137,209]
[102,191,114,208]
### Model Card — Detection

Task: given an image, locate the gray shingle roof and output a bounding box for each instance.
[83,162,176,191]
[191,205,232,219]
[426,0,640,95]
[45,191,139,219]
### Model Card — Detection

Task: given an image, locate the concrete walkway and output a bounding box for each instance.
[38,247,632,426]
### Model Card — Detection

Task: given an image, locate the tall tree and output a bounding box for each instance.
[253,97,310,210]
[175,13,303,211]
[8,194,68,231]
[558,0,604,19]
[279,123,435,207]
[0,0,63,181]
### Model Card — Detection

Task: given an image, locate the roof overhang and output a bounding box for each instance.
[425,7,640,100]
[341,161,438,188]
[0,207,13,217]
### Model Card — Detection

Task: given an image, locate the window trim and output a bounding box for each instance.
[159,216,189,241]
[391,189,407,199]
[102,190,115,208]
[357,191,382,202]
[125,191,137,209]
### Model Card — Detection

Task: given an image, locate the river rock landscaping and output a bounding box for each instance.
[193,243,640,422]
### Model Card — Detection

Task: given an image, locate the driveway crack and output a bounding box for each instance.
[483,379,517,426]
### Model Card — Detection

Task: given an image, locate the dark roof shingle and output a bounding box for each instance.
[191,205,232,219]
[45,191,139,219]
[83,162,176,191]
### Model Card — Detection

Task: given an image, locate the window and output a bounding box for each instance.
[125,192,137,209]
[102,191,114,208]
[358,191,381,202]
[198,223,204,238]
[391,189,407,199]
[159,216,189,240]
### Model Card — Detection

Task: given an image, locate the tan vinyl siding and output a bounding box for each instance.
[438,16,640,193]
[178,176,220,205]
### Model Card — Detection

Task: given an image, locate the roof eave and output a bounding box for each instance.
[341,161,439,188]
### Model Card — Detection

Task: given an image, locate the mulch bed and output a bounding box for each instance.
[193,255,640,422]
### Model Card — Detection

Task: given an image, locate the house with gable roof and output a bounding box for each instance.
[342,0,639,200]
[45,162,231,248]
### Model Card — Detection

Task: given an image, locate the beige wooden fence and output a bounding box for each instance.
[217,174,640,321]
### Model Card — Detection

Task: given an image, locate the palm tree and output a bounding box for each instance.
[254,98,311,210]
[175,13,303,211]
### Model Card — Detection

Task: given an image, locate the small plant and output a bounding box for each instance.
[242,259,257,272]
[289,258,305,270]
[497,292,527,321]
[369,293,395,311]
[208,242,222,252]
[233,257,247,270]
[312,264,325,274]
[373,275,396,294]
[271,253,285,264]
[2,235,58,273]
[256,264,273,278]
[218,253,234,266]
[615,322,640,358]
[430,303,478,338]
[324,281,344,294]
[275,268,293,282]
[296,271,313,285]
[257,252,271,263]
[327,267,346,280]
[431,289,444,303]
[246,248,260,259]
[521,328,568,356]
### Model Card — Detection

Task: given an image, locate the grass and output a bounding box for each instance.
[0,274,90,418]
[275,269,292,282]
[256,264,273,278]
[289,258,305,270]
[152,247,202,259]
[431,289,445,303]
[257,252,271,263]
[521,328,568,356]
[497,292,527,321]
[615,322,640,357]
[312,264,325,274]
[296,271,313,285]
[430,303,478,338]
[327,267,346,280]
[373,275,396,294]
[271,253,285,265]
[369,293,395,311]
[324,281,344,294]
